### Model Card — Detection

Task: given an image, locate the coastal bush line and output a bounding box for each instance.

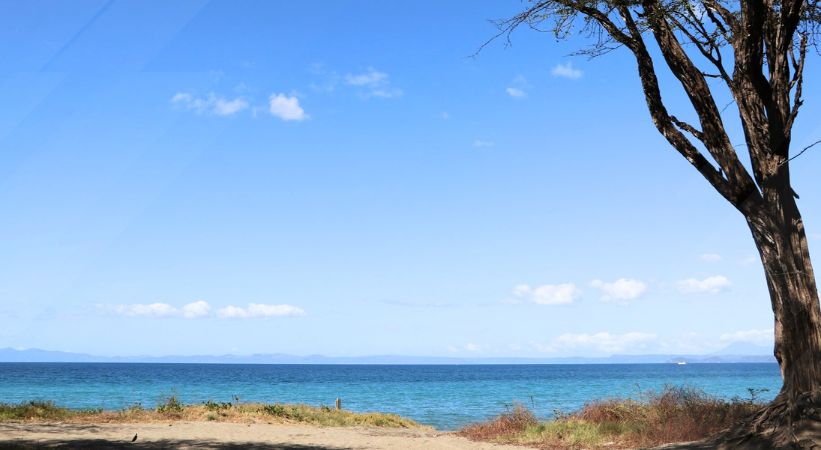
[460,386,767,449]
[0,397,419,429]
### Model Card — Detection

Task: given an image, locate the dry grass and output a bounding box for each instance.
[459,386,765,449]
[0,396,420,429]
[460,404,538,441]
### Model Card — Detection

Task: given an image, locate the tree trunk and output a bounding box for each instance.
[722,194,821,448]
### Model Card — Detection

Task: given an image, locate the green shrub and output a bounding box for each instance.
[203,400,232,411]
[156,395,183,415]
[0,400,70,421]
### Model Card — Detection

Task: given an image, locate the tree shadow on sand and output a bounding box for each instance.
[0,439,351,449]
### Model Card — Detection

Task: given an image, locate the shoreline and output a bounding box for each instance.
[0,386,781,449]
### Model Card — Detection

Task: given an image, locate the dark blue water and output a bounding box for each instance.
[0,363,781,429]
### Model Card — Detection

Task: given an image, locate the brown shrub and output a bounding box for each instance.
[461,386,764,449]
[460,404,538,441]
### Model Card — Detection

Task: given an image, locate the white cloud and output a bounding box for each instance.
[345,69,388,86]
[512,284,531,297]
[171,92,192,103]
[180,300,210,318]
[720,328,774,345]
[113,301,210,318]
[345,68,402,98]
[532,331,656,354]
[473,139,494,148]
[512,283,580,305]
[677,275,732,294]
[464,343,482,352]
[115,302,177,317]
[700,253,722,262]
[269,93,308,121]
[213,98,249,116]
[171,92,249,116]
[555,332,656,353]
[506,87,526,98]
[551,62,582,80]
[108,301,303,319]
[506,75,529,98]
[216,303,306,319]
[590,278,647,303]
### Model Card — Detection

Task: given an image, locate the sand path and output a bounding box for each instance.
[0,422,533,449]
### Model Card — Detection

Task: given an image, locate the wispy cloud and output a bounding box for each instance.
[112,301,210,318]
[269,93,308,121]
[511,283,580,305]
[463,342,483,352]
[720,328,773,345]
[533,331,656,354]
[473,139,494,148]
[216,303,306,318]
[171,93,249,116]
[700,253,722,262]
[345,69,388,86]
[506,87,526,98]
[107,301,303,319]
[308,63,341,92]
[590,278,647,303]
[551,62,582,80]
[677,275,732,294]
[506,75,529,98]
[345,68,402,98]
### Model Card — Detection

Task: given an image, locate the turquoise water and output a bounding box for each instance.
[0,363,781,429]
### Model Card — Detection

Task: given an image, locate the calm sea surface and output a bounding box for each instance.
[0,363,781,429]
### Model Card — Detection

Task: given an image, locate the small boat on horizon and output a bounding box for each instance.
[676,361,687,365]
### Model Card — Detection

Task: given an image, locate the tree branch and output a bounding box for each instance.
[671,116,706,142]
[786,34,808,133]
[642,0,760,207]
[781,139,821,167]
[616,6,745,207]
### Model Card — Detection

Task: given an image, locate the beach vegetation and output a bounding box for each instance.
[0,398,420,429]
[460,386,764,449]
[0,401,100,421]
[155,395,183,415]
[203,400,232,412]
[260,402,417,427]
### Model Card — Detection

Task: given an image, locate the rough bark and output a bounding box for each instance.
[723,198,821,448]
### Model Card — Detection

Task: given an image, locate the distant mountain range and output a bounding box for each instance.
[0,346,776,364]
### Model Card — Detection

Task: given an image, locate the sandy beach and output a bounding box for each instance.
[0,422,533,449]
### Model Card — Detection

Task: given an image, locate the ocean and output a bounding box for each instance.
[0,363,781,430]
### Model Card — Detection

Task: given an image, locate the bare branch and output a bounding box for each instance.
[786,34,808,132]
[701,0,739,31]
[781,139,821,167]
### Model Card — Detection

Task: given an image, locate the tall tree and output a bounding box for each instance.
[494,0,820,447]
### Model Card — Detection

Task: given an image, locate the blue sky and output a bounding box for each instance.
[1,0,819,358]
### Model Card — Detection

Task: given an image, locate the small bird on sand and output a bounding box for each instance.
[131,433,138,442]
